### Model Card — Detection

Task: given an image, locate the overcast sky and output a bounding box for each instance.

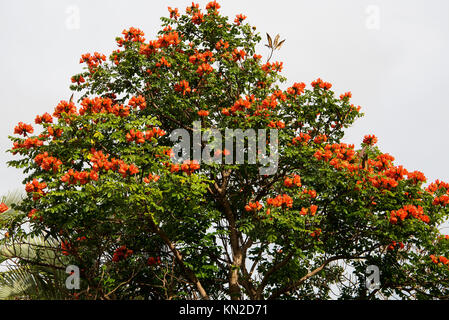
[1,0,449,199]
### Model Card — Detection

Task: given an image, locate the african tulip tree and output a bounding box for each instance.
[4,1,449,300]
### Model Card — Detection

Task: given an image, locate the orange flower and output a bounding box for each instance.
[311,78,332,90]
[244,201,262,212]
[192,11,204,24]
[14,122,34,136]
[363,134,378,146]
[35,112,53,124]
[168,7,180,19]
[206,1,220,12]
[215,40,229,50]
[198,110,209,117]
[232,49,246,62]
[339,92,352,100]
[25,179,47,194]
[186,2,200,14]
[234,14,247,25]
[54,100,77,118]
[180,160,200,175]
[128,95,146,110]
[287,82,306,96]
[196,63,214,76]
[174,80,191,95]
[0,202,9,213]
[156,56,171,68]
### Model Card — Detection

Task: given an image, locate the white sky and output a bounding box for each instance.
[1,0,449,196]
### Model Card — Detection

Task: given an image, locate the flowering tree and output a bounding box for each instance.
[3,1,449,300]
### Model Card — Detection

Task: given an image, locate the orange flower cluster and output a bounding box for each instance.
[14,122,34,136]
[363,134,378,146]
[79,52,106,70]
[311,78,332,90]
[313,134,328,144]
[339,92,352,100]
[139,31,180,57]
[287,82,306,96]
[426,180,449,206]
[147,256,161,266]
[61,240,73,256]
[292,133,311,146]
[27,209,42,221]
[156,56,172,68]
[206,1,220,12]
[430,255,449,268]
[198,110,209,117]
[284,175,302,188]
[47,126,63,139]
[139,41,160,56]
[112,104,130,117]
[302,189,317,198]
[314,143,361,173]
[35,112,53,124]
[25,179,47,200]
[426,180,449,194]
[390,205,430,224]
[245,201,263,212]
[61,169,98,185]
[234,14,247,25]
[189,51,214,65]
[192,11,204,24]
[117,27,145,47]
[168,160,200,175]
[232,49,246,62]
[168,7,180,19]
[143,173,160,184]
[384,165,408,181]
[71,74,85,85]
[112,246,133,262]
[126,129,146,144]
[215,40,229,50]
[157,31,181,48]
[300,205,318,216]
[181,160,201,175]
[407,170,427,184]
[196,63,214,76]
[89,149,139,178]
[128,95,147,110]
[54,100,77,118]
[79,97,113,115]
[228,97,252,114]
[387,241,404,251]
[34,152,62,172]
[174,80,192,95]
[310,228,321,238]
[267,194,293,208]
[0,202,8,213]
[262,62,283,73]
[369,175,398,189]
[268,120,285,129]
[273,90,287,102]
[314,143,355,162]
[186,2,200,14]
[433,194,449,206]
[11,138,43,153]
[126,127,166,144]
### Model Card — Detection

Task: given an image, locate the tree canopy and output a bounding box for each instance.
[2,1,449,300]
